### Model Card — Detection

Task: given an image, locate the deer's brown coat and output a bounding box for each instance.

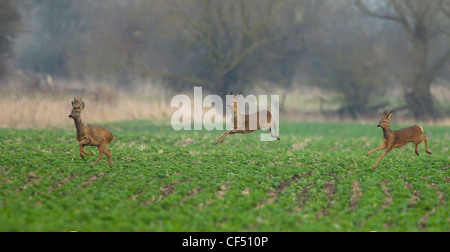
[216,93,280,143]
[69,97,114,165]
[367,111,431,168]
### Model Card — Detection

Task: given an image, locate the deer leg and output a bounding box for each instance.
[219,130,233,143]
[215,132,227,144]
[423,136,431,154]
[79,139,91,159]
[79,144,85,159]
[216,130,231,144]
[372,148,392,169]
[216,130,230,143]
[413,136,423,156]
[93,142,106,165]
[262,120,280,141]
[104,148,112,164]
[367,143,385,156]
[271,120,280,140]
[273,120,280,140]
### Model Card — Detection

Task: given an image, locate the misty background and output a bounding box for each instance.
[1,0,450,128]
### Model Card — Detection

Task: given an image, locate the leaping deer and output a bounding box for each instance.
[367,111,431,168]
[216,92,280,144]
[69,97,114,165]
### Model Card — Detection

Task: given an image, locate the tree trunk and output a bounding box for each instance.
[406,22,435,121]
[406,82,434,121]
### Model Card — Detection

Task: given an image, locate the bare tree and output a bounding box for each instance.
[0,0,22,79]
[164,0,287,94]
[15,0,88,78]
[305,1,388,118]
[356,0,450,120]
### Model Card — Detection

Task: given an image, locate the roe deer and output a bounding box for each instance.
[367,111,431,168]
[69,97,114,165]
[216,92,280,144]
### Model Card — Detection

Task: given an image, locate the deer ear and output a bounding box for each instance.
[382,111,388,118]
[386,111,393,120]
[71,101,75,107]
[79,102,85,110]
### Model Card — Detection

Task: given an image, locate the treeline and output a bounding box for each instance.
[1,0,450,120]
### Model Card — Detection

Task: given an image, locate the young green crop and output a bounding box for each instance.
[0,121,448,231]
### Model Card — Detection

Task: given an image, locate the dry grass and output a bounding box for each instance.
[0,95,175,129]
[0,76,180,128]
[2,94,450,129]
[1,78,449,128]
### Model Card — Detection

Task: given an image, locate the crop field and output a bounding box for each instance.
[0,121,448,231]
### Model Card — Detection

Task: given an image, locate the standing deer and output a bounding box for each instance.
[367,111,431,168]
[216,92,280,144]
[69,97,114,165]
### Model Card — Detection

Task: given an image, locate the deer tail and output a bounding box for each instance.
[418,125,424,134]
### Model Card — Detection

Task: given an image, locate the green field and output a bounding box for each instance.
[0,121,448,231]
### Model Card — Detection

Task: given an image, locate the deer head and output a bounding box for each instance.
[377,111,393,128]
[69,97,85,120]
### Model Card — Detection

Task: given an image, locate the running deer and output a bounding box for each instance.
[216,92,280,144]
[367,111,431,168]
[69,97,114,165]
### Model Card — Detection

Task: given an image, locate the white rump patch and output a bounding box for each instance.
[418,125,423,133]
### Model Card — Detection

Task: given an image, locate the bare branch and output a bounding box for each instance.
[389,0,415,38]
[440,0,450,18]
[355,0,403,22]
[168,0,282,90]
[132,62,214,87]
[219,39,265,79]
[428,49,450,80]
[355,0,414,38]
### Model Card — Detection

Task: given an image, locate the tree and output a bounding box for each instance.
[139,0,312,94]
[0,0,22,78]
[67,0,190,86]
[15,0,87,78]
[169,0,282,94]
[304,1,388,118]
[356,0,450,120]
